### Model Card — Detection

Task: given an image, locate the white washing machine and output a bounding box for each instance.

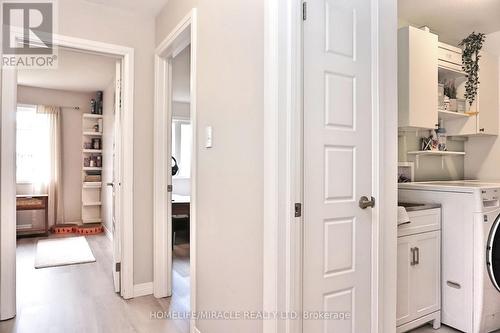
[399,180,500,333]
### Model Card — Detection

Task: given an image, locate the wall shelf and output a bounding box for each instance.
[407,151,465,156]
[407,150,465,169]
[83,167,102,171]
[83,114,103,119]
[82,202,102,206]
[83,131,102,136]
[438,110,470,120]
[82,218,102,224]
[83,182,102,189]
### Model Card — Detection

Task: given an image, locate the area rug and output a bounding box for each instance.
[35,236,96,269]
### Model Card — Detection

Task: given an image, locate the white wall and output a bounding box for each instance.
[17,85,95,225]
[399,131,465,181]
[55,0,156,284]
[172,46,191,104]
[102,79,115,235]
[464,31,500,180]
[156,1,264,332]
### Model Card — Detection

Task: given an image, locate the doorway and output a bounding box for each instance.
[153,9,197,333]
[0,34,135,321]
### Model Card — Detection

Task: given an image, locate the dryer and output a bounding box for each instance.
[399,180,500,333]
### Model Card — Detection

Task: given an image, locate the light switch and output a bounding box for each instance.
[205,126,213,148]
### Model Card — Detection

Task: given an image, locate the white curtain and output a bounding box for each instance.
[37,105,64,226]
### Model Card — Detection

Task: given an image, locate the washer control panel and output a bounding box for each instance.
[482,188,500,208]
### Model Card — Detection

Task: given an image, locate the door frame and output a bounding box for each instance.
[263,0,398,332]
[153,8,197,333]
[0,33,135,317]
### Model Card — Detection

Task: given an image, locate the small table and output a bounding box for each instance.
[172,195,190,247]
[16,194,49,236]
[172,194,190,216]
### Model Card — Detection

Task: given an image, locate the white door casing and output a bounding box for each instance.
[0,68,17,320]
[303,0,373,332]
[112,60,123,293]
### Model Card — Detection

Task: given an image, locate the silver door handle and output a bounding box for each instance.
[359,196,375,209]
[106,182,114,187]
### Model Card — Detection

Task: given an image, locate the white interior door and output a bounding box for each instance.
[112,60,123,293]
[303,0,374,332]
[0,67,17,320]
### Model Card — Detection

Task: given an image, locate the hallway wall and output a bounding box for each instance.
[156,1,264,332]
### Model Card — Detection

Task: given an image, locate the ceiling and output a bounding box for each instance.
[399,0,500,45]
[18,49,116,92]
[82,0,168,16]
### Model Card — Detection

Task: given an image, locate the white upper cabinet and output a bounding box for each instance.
[477,51,499,135]
[398,26,438,129]
[445,50,499,136]
[398,26,499,137]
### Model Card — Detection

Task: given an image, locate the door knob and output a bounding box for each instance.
[359,196,375,209]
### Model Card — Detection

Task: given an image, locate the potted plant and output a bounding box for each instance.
[459,32,486,108]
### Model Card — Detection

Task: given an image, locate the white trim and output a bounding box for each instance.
[263,0,303,332]
[263,0,398,332]
[0,33,135,306]
[103,223,113,241]
[153,8,198,333]
[376,0,399,331]
[0,68,17,321]
[194,328,201,333]
[133,282,153,297]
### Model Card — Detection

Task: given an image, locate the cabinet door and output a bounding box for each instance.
[477,51,499,135]
[412,231,441,318]
[397,236,413,326]
[398,26,438,129]
[444,115,477,137]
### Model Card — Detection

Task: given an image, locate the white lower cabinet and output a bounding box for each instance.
[397,211,441,332]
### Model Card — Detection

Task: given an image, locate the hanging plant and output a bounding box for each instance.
[459,32,486,106]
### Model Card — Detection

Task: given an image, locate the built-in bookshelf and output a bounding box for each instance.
[81,108,103,224]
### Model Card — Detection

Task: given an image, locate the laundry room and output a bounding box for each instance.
[397,1,500,332]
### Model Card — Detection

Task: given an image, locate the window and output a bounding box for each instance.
[172,119,192,178]
[16,105,50,184]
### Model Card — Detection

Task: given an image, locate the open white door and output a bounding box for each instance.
[303,0,375,332]
[0,67,17,320]
[111,60,123,293]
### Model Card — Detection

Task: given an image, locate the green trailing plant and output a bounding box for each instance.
[459,32,486,106]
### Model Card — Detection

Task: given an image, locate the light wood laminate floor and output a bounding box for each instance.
[0,234,190,333]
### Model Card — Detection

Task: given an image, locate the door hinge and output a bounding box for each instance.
[302,2,307,21]
[115,262,121,272]
[167,185,173,192]
[295,203,302,217]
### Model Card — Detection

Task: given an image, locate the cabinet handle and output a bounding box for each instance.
[410,247,416,266]
[446,281,461,289]
[480,128,485,132]
[415,247,420,265]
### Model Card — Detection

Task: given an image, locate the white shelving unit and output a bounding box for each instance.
[82,111,103,225]
[407,150,465,168]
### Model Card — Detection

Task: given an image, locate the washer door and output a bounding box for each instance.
[487,214,500,292]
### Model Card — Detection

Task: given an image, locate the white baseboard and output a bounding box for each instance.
[133,282,153,297]
[102,224,113,241]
